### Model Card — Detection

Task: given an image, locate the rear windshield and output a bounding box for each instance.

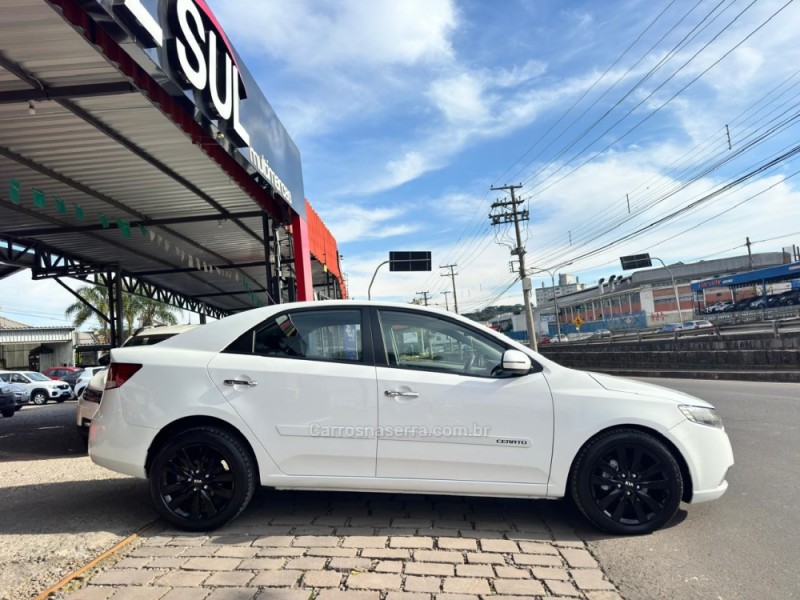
[123,333,176,347]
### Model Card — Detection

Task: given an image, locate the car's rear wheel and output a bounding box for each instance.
[31,390,48,405]
[1,408,13,418]
[148,427,256,531]
[571,429,683,535]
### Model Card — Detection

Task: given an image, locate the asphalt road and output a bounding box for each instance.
[569,377,800,600]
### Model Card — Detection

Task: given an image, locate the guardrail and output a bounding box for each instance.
[537,319,800,380]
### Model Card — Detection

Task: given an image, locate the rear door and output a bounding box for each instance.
[208,307,379,477]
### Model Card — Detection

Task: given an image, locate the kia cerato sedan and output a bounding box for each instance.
[89,301,733,534]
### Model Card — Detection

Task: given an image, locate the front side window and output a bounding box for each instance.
[226,309,363,363]
[376,309,505,377]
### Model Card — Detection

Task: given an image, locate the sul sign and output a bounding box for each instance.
[113,0,293,205]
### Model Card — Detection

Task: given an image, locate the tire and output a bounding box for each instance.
[1,408,13,418]
[148,426,256,531]
[31,390,48,405]
[571,429,683,535]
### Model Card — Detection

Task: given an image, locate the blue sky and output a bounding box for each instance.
[4,0,800,326]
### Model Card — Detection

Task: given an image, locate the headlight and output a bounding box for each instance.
[0,386,9,394]
[679,405,723,429]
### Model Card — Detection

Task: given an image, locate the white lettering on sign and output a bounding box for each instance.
[249,148,293,205]
[167,0,250,145]
[113,0,309,200]
[119,0,163,47]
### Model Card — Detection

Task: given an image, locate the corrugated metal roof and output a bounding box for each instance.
[0,316,29,329]
[0,0,297,316]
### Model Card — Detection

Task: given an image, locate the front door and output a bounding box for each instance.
[208,307,377,477]
[373,308,553,485]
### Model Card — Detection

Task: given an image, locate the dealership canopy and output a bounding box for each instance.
[0,0,345,344]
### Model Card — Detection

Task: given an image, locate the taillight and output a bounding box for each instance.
[105,363,142,390]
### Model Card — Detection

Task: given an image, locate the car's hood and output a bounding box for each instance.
[586,371,713,408]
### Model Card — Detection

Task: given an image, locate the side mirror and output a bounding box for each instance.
[98,353,110,366]
[502,349,532,374]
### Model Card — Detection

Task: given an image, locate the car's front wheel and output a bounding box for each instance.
[148,426,256,531]
[1,408,13,418]
[31,390,48,405]
[571,429,683,535]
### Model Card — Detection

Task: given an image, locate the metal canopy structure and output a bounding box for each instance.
[0,0,345,345]
[691,261,800,292]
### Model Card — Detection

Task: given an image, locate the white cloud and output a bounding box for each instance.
[322,205,419,244]
[428,72,489,124]
[212,0,457,71]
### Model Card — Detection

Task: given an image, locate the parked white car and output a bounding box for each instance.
[90,302,733,535]
[77,324,199,440]
[73,366,107,399]
[0,371,73,405]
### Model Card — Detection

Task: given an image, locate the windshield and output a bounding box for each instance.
[25,372,50,381]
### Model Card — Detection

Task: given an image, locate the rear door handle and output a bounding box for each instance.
[384,390,419,398]
[224,379,258,387]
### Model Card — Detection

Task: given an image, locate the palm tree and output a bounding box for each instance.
[65,284,179,340]
[130,296,179,328]
[65,285,111,342]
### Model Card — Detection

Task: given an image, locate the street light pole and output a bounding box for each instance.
[620,253,683,325]
[652,257,683,324]
[529,265,572,340]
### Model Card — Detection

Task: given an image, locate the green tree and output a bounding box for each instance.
[65,284,179,341]
[64,284,111,342]
[129,296,179,328]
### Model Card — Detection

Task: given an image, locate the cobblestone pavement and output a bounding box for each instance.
[59,490,622,600]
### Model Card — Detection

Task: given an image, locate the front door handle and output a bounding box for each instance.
[384,390,419,398]
[224,379,258,387]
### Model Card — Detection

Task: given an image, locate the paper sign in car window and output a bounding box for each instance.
[277,314,298,337]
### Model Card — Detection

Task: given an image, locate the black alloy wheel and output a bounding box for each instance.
[149,427,256,531]
[571,429,683,535]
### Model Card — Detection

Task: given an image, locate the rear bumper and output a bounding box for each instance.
[89,392,153,480]
[0,393,14,409]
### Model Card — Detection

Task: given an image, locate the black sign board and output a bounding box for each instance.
[620,253,653,270]
[389,251,432,272]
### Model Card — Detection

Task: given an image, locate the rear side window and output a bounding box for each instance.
[225,309,363,363]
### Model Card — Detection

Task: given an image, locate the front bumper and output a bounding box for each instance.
[668,419,734,504]
[49,387,74,400]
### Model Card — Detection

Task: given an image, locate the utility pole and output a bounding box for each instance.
[416,291,430,306]
[440,264,459,314]
[490,184,537,351]
[442,290,451,311]
[746,237,753,270]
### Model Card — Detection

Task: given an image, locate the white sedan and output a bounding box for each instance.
[89,301,733,534]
